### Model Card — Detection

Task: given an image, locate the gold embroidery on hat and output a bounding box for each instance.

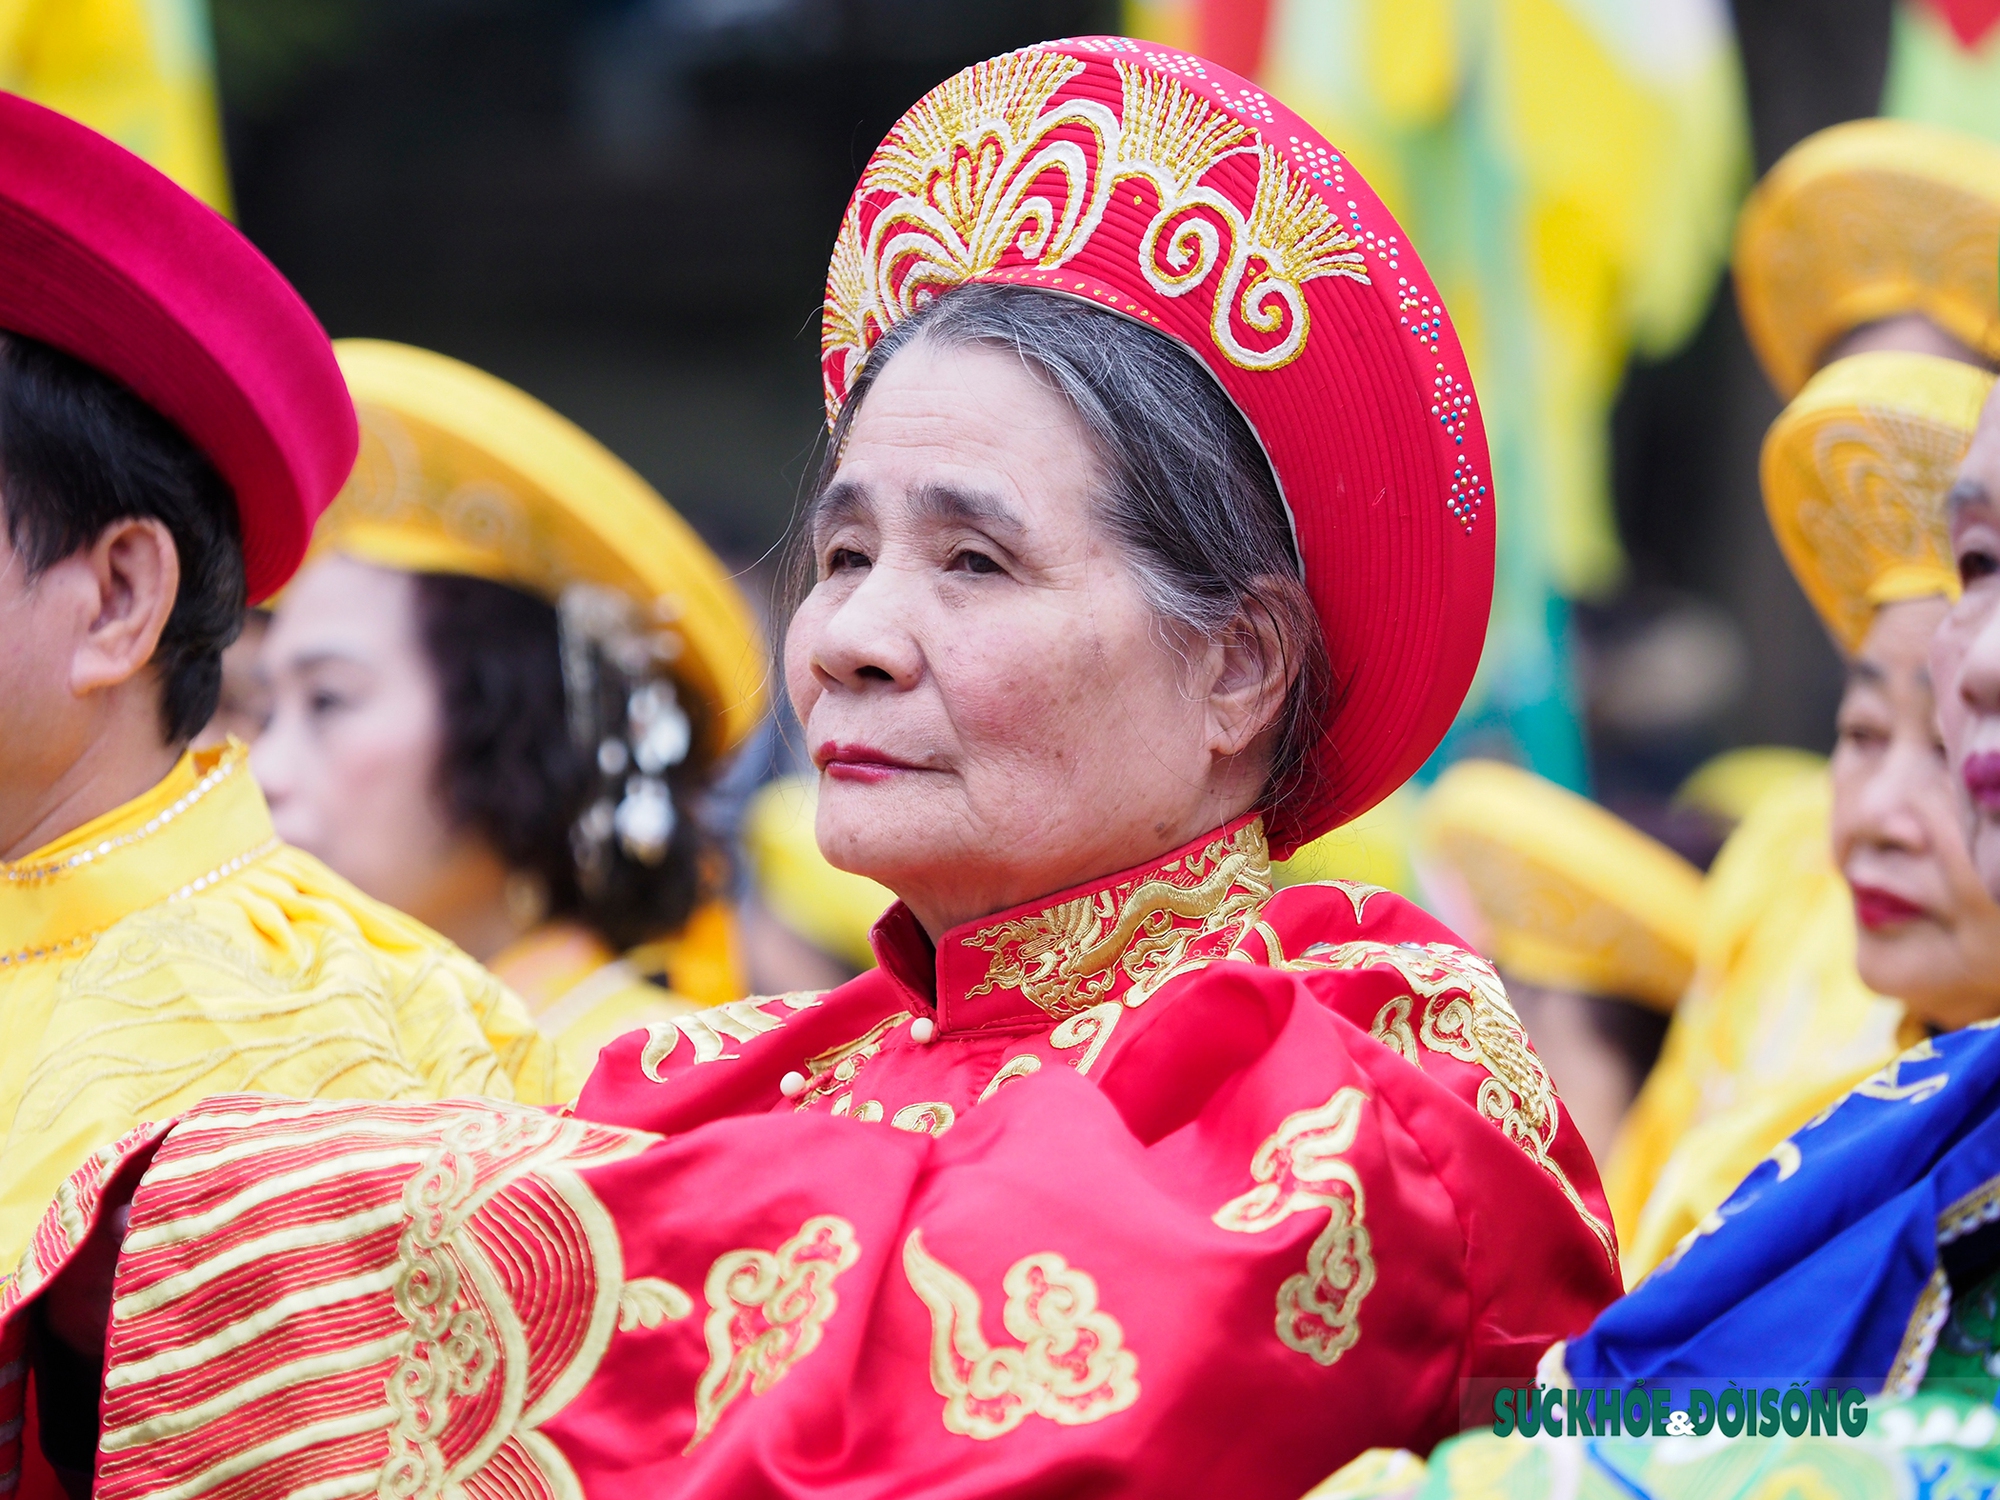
[824,45,1370,416]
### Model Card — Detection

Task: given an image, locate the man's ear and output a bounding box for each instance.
[1207,583,1299,759]
[67,517,178,698]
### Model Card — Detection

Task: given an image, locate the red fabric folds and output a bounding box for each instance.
[0,824,1618,1498]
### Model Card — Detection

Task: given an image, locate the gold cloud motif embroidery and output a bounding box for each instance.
[1213,1086,1376,1365]
[902,1228,1138,1439]
[688,1214,861,1451]
[1299,939,1617,1267]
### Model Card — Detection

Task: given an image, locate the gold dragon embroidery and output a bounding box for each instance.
[640,992,826,1081]
[902,1228,1139,1439]
[964,821,1272,1018]
[1297,940,1618,1267]
[795,1012,908,1111]
[688,1214,862,1450]
[1213,1087,1376,1365]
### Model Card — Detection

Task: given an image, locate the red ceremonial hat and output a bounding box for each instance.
[822,38,1495,856]
[0,92,356,603]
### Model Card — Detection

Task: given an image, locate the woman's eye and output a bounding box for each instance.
[1837,723,1886,752]
[948,549,1002,575]
[1960,546,1998,586]
[826,546,870,573]
[307,689,347,716]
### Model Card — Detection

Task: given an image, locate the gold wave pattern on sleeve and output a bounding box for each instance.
[93,1097,656,1500]
[901,1227,1139,1440]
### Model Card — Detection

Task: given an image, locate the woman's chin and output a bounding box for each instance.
[815,785,948,884]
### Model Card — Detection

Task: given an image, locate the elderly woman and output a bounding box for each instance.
[4,40,1617,1499]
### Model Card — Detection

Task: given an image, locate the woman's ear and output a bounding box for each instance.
[67,516,179,699]
[1207,580,1299,759]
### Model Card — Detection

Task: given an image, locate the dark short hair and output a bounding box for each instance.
[803,283,1331,818]
[412,572,712,952]
[0,332,244,744]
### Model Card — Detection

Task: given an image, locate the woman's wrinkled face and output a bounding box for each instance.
[252,555,497,932]
[1935,383,2000,902]
[1832,596,2000,1029]
[785,338,1258,937]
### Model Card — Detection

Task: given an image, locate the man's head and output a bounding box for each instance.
[0,93,356,859]
[0,333,244,809]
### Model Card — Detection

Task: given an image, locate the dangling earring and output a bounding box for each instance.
[502,870,549,932]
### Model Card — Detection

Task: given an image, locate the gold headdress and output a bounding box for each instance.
[1415,761,1704,1011]
[1761,350,1994,654]
[317,340,767,869]
[1734,118,2000,398]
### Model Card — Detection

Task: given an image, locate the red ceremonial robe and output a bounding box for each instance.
[0,817,1619,1499]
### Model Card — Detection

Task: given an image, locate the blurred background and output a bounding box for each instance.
[12,0,2000,849]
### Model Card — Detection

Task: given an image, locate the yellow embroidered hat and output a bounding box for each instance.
[1761,350,1994,655]
[1734,118,2000,398]
[319,340,767,758]
[1414,761,1704,1011]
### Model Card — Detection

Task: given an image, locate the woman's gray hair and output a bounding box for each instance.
[799,281,1330,818]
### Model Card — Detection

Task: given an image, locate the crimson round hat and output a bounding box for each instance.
[822,38,1496,857]
[0,92,356,602]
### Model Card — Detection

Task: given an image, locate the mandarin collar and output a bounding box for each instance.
[1,741,276,970]
[867,815,1274,1034]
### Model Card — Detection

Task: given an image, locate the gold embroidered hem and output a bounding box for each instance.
[0,741,568,1268]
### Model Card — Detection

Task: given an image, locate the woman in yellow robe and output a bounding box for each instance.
[1607,351,2000,1281]
[253,342,767,1079]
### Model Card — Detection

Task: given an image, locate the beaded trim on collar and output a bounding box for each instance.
[3,753,243,887]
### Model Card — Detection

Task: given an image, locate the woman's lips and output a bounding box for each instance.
[1850,884,1928,932]
[817,742,923,784]
[1965,750,2000,812]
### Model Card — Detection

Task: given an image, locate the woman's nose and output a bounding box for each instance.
[247,708,297,805]
[1957,605,2000,717]
[1852,742,1934,849]
[811,566,924,688]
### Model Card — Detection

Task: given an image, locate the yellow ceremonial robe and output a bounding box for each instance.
[1603,770,1911,1282]
[0,741,570,1267]
[489,902,744,1079]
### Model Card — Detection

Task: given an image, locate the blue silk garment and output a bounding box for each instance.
[1566,1022,2000,1388]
